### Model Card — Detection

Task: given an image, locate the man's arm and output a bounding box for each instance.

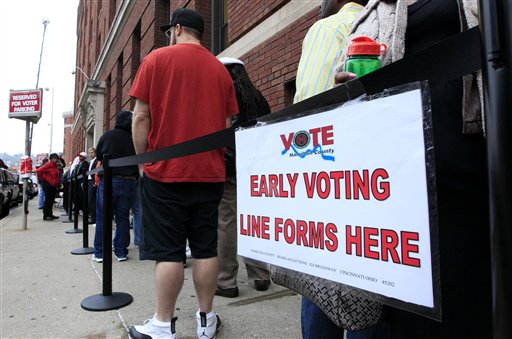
[132,99,151,177]
[132,99,151,155]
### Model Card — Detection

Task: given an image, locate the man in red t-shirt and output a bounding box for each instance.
[36,153,60,221]
[129,8,238,339]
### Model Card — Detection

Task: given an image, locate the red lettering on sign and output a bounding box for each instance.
[322,125,334,145]
[381,229,400,263]
[239,214,270,240]
[401,231,420,267]
[363,227,380,260]
[345,225,421,267]
[353,169,370,200]
[309,127,322,146]
[372,168,390,201]
[280,133,294,150]
[346,225,362,256]
[325,223,338,251]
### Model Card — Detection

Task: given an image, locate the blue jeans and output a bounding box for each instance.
[93,177,136,258]
[132,180,142,246]
[38,185,45,208]
[302,297,343,338]
[302,297,390,339]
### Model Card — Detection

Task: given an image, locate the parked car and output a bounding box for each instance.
[17,177,36,201]
[11,172,22,203]
[0,168,15,218]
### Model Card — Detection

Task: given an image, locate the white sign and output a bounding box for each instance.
[236,89,434,308]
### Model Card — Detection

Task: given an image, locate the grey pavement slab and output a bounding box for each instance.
[1,201,301,338]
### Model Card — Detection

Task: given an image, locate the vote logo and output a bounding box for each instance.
[292,131,310,149]
[280,125,335,162]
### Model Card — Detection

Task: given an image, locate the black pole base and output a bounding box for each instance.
[71,247,94,255]
[65,228,83,234]
[62,219,74,223]
[81,292,133,311]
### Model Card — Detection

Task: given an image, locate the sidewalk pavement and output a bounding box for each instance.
[1,201,301,338]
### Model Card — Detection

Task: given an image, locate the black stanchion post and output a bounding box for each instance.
[479,1,512,338]
[66,175,83,234]
[62,174,74,223]
[81,154,133,311]
[71,168,93,255]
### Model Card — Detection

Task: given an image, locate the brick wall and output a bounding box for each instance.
[228,0,290,44]
[169,0,211,49]
[241,6,319,112]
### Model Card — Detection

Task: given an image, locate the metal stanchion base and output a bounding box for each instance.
[65,228,83,234]
[81,292,133,311]
[71,247,94,255]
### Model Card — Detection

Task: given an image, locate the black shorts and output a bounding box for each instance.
[140,176,224,262]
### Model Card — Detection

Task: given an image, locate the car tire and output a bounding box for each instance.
[1,200,9,218]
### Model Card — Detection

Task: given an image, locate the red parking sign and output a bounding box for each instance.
[8,89,43,122]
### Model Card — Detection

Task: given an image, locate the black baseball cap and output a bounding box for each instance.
[160,8,204,35]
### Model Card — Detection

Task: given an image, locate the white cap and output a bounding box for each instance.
[218,57,244,66]
[79,152,87,157]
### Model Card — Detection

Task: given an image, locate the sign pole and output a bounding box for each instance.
[21,121,30,230]
[20,18,50,230]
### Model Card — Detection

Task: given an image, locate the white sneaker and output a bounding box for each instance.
[115,255,127,262]
[91,255,103,263]
[196,311,221,339]
[129,315,177,339]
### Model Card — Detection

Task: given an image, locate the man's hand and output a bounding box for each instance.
[334,72,357,86]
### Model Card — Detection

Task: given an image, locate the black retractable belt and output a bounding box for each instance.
[88,27,481,171]
[107,126,236,168]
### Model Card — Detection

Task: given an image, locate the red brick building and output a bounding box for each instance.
[68,0,321,160]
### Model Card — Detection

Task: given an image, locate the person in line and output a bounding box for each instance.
[61,165,71,215]
[87,147,98,225]
[72,152,89,213]
[215,57,272,299]
[64,156,80,216]
[37,158,48,209]
[129,8,238,339]
[36,153,60,221]
[92,110,138,263]
[334,0,489,338]
[131,180,142,246]
[293,1,377,338]
[56,154,66,206]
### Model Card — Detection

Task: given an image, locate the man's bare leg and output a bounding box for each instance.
[154,261,184,321]
[193,257,219,312]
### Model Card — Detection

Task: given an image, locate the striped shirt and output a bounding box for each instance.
[294,3,364,103]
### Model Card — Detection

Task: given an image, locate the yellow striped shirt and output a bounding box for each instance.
[294,3,364,103]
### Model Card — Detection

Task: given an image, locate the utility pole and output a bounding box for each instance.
[45,87,55,153]
[22,17,49,230]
